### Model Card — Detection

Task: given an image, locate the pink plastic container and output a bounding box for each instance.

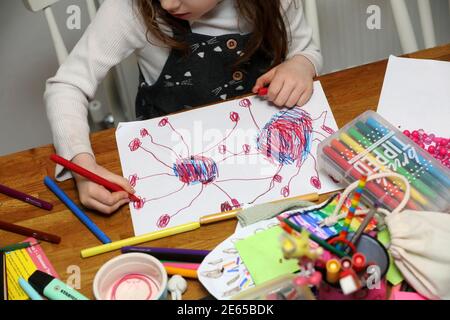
[93,253,168,300]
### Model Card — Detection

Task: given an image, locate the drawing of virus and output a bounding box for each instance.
[127,98,334,229]
[239,98,335,203]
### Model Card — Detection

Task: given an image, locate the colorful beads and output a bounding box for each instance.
[403,129,450,169]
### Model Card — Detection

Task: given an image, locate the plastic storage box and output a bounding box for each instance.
[318,111,450,213]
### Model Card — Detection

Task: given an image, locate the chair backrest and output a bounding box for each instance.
[23,0,69,65]
[23,0,100,65]
[302,0,321,49]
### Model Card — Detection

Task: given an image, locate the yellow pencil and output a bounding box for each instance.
[81,222,200,258]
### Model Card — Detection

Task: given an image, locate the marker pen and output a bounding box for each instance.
[19,277,43,300]
[28,270,89,300]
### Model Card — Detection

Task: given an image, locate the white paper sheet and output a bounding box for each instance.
[116,81,340,236]
[198,218,280,300]
[377,55,450,137]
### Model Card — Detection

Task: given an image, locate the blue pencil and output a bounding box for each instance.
[44,177,111,244]
[19,277,43,300]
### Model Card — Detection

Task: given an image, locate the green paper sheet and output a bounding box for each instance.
[377,229,404,285]
[235,226,299,285]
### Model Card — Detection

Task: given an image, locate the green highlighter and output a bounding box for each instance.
[28,270,89,300]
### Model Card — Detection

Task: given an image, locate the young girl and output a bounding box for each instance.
[45,0,322,214]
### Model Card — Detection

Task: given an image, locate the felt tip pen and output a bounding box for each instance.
[0,183,53,211]
[121,246,210,263]
[19,277,44,300]
[44,176,111,244]
[28,270,89,300]
[258,87,269,96]
[326,259,341,284]
[352,253,367,272]
[50,154,140,202]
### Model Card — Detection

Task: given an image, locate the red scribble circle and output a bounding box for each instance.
[221,201,232,212]
[321,125,335,135]
[231,199,241,208]
[157,214,171,228]
[133,197,145,210]
[239,98,252,108]
[218,145,227,155]
[281,186,290,197]
[242,144,251,154]
[129,174,138,188]
[273,174,283,183]
[140,128,149,137]
[310,176,322,189]
[158,118,169,127]
[129,138,142,152]
[230,112,240,123]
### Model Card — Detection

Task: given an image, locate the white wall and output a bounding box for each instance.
[0,0,449,156]
[318,0,450,74]
[0,0,110,156]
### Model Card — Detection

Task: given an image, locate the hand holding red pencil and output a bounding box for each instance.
[52,153,138,215]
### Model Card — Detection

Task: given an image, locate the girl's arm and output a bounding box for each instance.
[44,0,147,213]
[253,0,323,108]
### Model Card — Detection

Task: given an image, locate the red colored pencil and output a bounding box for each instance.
[50,154,139,202]
[0,220,61,244]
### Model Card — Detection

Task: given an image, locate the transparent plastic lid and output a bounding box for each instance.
[317,111,450,213]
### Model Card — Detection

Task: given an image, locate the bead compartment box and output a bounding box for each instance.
[317,111,450,213]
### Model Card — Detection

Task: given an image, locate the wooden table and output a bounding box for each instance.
[1,44,449,300]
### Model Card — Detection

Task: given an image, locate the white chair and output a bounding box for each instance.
[390,0,437,53]
[22,0,122,127]
[303,0,321,49]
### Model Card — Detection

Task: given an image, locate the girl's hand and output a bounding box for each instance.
[253,55,316,108]
[72,153,135,215]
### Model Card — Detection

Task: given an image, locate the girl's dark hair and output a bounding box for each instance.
[135,0,288,68]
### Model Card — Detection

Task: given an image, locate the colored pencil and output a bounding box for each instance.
[365,117,450,188]
[199,192,319,225]
[164,266,198,279]
[19,277,44,300]
[0,220,61,244]
[121,246,210,263]
[323,145,401,210]
[1,253,7,300]
[44,176,111,244]
[0,242,36,253]
[50,154,140,202]
[336,176,367,250]
[81,222,201,258]
[0,183,53,211]
[355,121,448,195]
[340,132,436,208]
[162,262,200,271]
[330,139,421,211]
[345,128,442,204]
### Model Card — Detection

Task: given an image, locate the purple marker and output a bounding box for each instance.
[121,246,210,263]
[0,183,53,211]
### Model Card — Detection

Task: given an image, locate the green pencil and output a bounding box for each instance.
[0,242,34,253]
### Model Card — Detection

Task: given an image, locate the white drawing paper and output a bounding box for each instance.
[377,55,450,137]
[116,81,340,236]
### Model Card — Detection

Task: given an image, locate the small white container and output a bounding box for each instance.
[93,253,168,300]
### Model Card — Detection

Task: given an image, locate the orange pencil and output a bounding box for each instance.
[164,266,198,279]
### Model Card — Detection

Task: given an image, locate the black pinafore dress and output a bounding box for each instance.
[135,21,273,120]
